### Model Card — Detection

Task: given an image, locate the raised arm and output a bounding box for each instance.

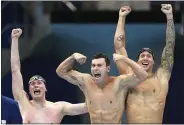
[56,53,88,89]
[114,6,131,75]
[113,54,148,88]
[61,102,88,116]
[11,29,26,101]
[157,4,175,81]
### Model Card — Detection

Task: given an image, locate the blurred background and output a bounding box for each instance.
[1,1,184,124]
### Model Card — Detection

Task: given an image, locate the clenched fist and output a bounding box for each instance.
[73,53,87,65]
[11,28,22,39]
[161,4,172,15]
[119,6,131,17]
[113,53,125,62]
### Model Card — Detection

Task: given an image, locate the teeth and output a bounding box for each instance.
[94,74,101,78]
[142,62,149,65]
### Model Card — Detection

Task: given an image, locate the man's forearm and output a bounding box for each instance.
[114,16,126,49]
[166,14,175,44]
[56,54,76,75]
[11,38,21,72]
[118,57,148,81]
[161,13,175,73]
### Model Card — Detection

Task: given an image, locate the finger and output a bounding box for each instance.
[166,5,171,10]
[81,59,86,64]
[161,4,167,7]
[13,30,19,34]
[79,59,84,64]
[76,59,80,64]
[125,6,131,10]
[161,8,165,12]
[162,5,167,9]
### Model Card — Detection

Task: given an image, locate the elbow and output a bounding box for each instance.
[56,68,63,77]
[56,67,60,75]
[56,67,67,78]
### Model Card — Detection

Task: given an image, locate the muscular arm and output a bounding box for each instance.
[116,55,148,88]
[114,16,130,75]
[62,102,88,116]
[157,13,175,80]
[56,54,86,89]
[11,37,24,101]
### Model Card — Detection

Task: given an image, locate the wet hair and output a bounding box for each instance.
[28,75,46,84]
[137,48,155,60]
[92,53,110,66]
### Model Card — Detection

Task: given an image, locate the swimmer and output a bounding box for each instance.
[114,5,175,123]
[11,28,88,123]
[56,52,148,123]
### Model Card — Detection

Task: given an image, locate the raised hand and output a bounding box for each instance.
[73,53,87,65]
[113,53,125,62]
[161,4,173,15]
[11,28,22,39]
[119,6,131,17]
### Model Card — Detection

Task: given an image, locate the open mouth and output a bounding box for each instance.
[142,62,149,66]
[94,73,101,78]
[34,90,41,95]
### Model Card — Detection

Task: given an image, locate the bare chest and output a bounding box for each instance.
[85,81,126,111]
[24,106,62,123]
[127,78,166,108]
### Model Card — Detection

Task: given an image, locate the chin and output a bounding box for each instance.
[33,95,42,99]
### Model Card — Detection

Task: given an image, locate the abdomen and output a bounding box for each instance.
[89,108,124,123]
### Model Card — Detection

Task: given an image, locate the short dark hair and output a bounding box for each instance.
[137,48,155,60]
[92,53,110,66]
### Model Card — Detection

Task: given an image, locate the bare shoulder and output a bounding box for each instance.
[83,73,93,79]
[82,73,94,83]
[46,101,55,105]
[111,76,118,79]
[52,101,67,109]
[109,76,119,85]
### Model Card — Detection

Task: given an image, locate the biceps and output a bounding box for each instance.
[67,104,87,115]
[61,71,85,87]
[120,75,141,88]
[12,70,24,100]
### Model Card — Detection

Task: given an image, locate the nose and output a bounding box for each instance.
[34,83,40,87]
[143,56,149,60]
[92,65,98,70]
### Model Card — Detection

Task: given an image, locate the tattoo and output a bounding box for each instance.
[69,75,77,81]
[69,74,85,90]
[117,35,125,42]
[161,16,175,73]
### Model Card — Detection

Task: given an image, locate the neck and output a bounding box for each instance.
[32,97,47,108]
[147,70,153,77]
[97,76,109,89]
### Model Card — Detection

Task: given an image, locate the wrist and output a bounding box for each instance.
[119,16,126,21]
[11,37,18,40]
[166,13,173,19]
